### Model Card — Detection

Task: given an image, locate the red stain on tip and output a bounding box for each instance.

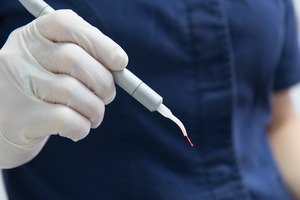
[186,135,194,147]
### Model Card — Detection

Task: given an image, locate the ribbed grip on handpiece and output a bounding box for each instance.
[112,69,163,112]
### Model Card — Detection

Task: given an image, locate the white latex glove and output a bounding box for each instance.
[0,10,128,168]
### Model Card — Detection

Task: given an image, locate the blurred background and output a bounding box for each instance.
[290,0,300,115]
[0,1,300,199]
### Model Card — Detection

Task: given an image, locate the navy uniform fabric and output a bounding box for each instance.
[1,0,300,199]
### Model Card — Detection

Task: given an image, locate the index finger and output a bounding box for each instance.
[34,9,128,71]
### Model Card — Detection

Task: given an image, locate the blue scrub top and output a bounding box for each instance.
[1,0,300,199]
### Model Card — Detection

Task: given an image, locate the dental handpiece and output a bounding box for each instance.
[18,0,193,146]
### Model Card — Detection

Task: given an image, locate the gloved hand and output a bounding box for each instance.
[0,10,128,168]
